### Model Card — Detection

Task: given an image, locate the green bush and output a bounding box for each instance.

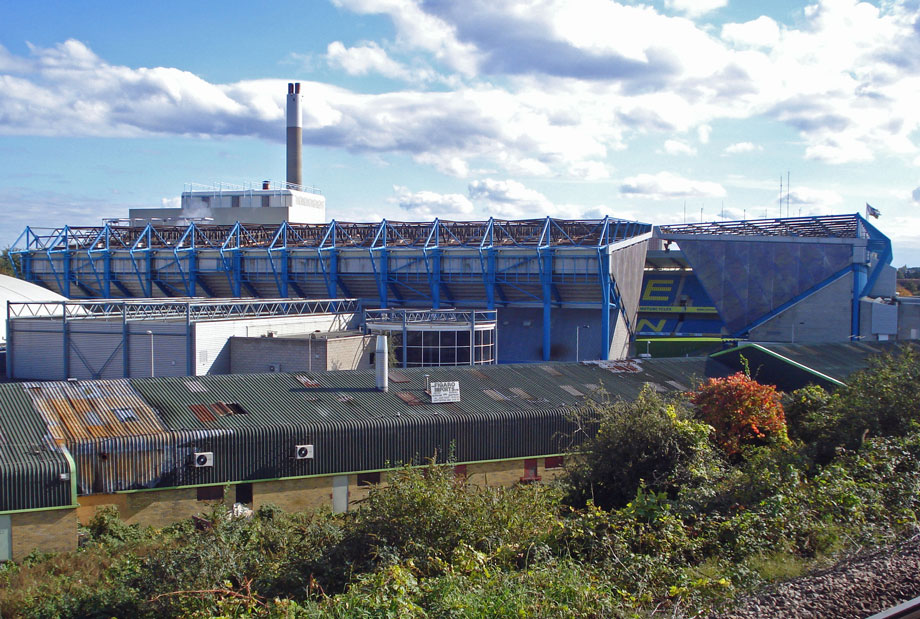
[564,384,720,510]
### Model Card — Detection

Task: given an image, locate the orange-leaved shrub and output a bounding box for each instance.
[691,372,788,456]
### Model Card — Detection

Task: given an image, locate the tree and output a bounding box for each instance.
[691,373,788,457]
[564,384,718,510]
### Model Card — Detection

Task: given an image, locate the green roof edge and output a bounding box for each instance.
[711,343,847,387]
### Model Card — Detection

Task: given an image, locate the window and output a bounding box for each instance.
[357,472,381,487]
[235,483,253,505]
[544,456,564,469]
[113,407,139,423]
[197,485,224,501]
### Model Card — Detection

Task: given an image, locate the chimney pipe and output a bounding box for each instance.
[286,82,303,188]
[375,335,388,392]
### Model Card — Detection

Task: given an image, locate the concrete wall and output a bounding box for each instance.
[898,300,920,340]
[497,307,625,362]
[229,334,373,374]
[8,318,189,381]
[749,274,855,343]
[9,509,78,560]
[193,312,357,375]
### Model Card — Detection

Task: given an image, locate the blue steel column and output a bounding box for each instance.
[429,249,441,309]
[599,249,612,361]
[851,262,867,340]
[279,248,289,297]
[62,249,72,298]
[187,250,198,297]
[145,250,153,297]
[378,248,389,308]
[102,249,112,298]
[541,249,553,361]
[327,248,338,298]
[486,250,496,309]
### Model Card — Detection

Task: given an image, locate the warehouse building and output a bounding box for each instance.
[6,298,359,380]
[0,357,726,560]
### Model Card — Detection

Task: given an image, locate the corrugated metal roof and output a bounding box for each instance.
[0,358,732,502]
[0,384,72,511]
[711,341,919,391]
[20,380,171,495]
[22,379,166,443]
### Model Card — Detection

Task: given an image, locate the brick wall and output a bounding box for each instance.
[230,334,373,374]
[11,509,78,560]
[253,477,332,512]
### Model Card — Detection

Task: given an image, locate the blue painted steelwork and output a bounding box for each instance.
[11,217,651,362]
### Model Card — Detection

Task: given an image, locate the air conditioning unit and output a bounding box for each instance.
[268,363,281,372]
[193,452,214,467]
[294,444,314,460]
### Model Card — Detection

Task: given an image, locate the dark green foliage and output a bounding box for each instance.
[3,351,920,617]
[785,347,920,461]
[564,384,720,509]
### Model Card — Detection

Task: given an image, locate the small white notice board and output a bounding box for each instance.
[430,381,461,403]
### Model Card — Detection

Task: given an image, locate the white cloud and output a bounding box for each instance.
[723,142,762,154]
[390,185,474,217]
[663,139,696,155]
[620,171,726,199]
[784,187,844,213]
[330,0,481,76]
[665,0,728,18]
[466,178,612,219]
[327,41,413,80]
[721,16,781,48]
[697,124,711,144]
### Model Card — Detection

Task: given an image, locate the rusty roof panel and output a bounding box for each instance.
[21,379,167,442]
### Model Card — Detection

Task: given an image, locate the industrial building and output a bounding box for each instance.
[638,214,897,346]
[12,217,652,363]
[0,357,723,560]
[6,298,359,380]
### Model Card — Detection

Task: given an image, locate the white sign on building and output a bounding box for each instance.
[430,381,461,403]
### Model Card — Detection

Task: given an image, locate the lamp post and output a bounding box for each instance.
[146,330,154,377]
[575,324,589,361]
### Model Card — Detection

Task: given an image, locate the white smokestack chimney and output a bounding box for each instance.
[375,335,388,392]
[286,82,303,188]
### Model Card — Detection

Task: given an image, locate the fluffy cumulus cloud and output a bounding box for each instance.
[783,187,844,213]
[620,172,726,199]
[663,139,696,155]
[326,41,413,80]
[2,0,920,187]
[723,142,762,154]
[466,178,610,219]
[664,0,728,18]
[390,184,474,217]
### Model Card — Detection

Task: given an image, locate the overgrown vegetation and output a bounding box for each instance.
[3,349,920,617]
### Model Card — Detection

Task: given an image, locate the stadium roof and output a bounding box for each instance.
[657,214,864,239]
[15,216,652,252]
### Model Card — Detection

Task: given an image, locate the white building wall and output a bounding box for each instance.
[193,312,357,375]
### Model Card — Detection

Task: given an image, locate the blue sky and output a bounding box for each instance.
[2,0,920,264]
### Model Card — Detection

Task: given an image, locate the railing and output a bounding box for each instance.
[365,309,497,325]
[8,298,360,322]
